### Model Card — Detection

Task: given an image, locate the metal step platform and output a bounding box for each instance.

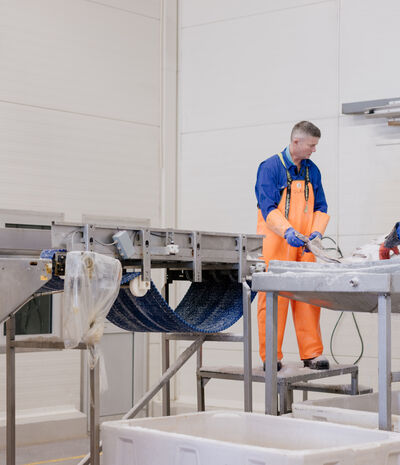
[197,362,372,414]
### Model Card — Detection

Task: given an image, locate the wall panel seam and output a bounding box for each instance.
[181,115,340,136]
[336,0,341,240]
[181,0,335,30]
[83,0,160,21]
[0,99,160,128]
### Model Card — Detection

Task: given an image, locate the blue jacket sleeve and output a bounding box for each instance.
[255,156,286,221]
[310,164,328,213]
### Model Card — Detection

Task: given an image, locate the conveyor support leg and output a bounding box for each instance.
[6,315,16,465]
[265,292,278,415]
[378,293,392,431]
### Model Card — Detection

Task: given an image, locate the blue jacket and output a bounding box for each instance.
[255,148,328,221]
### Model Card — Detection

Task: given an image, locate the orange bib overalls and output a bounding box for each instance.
[257,153,329,362]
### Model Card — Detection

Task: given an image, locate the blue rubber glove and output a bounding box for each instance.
[309,231,322,241]
[305,231,322,253]
[284,227,305,248]
[397,223,400,239]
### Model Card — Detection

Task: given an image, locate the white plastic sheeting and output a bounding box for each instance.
[63,251,122,375]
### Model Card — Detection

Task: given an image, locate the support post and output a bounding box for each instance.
[124,337,205,420]
[378,293,392,430]
[351,369,358,395]
[278,384,292,415]
[161,334,171,416]
[242,281,252,412]
[196,345,205,411]
[265,291,278,415]
[302,382,308,401]
[162,279,170,416]
[89,357,100,465]
[6,315,16,465]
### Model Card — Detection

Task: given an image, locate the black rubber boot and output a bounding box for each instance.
[303,355,329,370]
[263,361,282,371]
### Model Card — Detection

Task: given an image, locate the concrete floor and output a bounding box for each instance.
[0,436,103,465]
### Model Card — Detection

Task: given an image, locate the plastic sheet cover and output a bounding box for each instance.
[63,251,122,353]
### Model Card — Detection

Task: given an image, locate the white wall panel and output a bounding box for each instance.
[0,0,160,124]
[181,0,329,28]
[340,0,400,102]
[85,0,160,18]
[336,233,380,258]
[0,351,80,412]
[179,118,337,235]
[180,1,338,133]
[338,116,400,237]
[0,102,160,223]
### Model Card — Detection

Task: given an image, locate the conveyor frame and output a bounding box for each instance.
[1,222,263,465]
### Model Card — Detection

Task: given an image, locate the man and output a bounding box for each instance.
[379,222,400,259]
[255,121,330,370]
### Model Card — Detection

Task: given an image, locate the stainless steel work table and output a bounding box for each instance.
[251,259,400,430]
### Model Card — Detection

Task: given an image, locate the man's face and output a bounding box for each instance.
[292,135,319,160]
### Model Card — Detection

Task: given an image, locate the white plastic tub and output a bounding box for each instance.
[102,410,400,465]
[292,391,400,431]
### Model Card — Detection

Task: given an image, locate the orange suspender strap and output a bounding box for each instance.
[277,152,292,219]
[277,152,309,219]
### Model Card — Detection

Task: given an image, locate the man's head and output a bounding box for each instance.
[290,121,321,162]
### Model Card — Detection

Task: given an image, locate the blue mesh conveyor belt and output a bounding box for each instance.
[39,250,255,333]
[106,272,255,333]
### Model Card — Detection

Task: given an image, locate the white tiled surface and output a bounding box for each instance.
[338,116,400,237]
[0,351,80,413]
[0,102,161,223]
[180,1,339,133]
[340,0,400,103]
[0,0,160,124]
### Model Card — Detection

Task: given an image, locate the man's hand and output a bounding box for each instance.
[379,243,400,260]
[284,227,305,247]
[309,231,322,241]
[304,231,322,252]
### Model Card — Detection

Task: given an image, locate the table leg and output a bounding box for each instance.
[265,291,278,415]
[89,359,100,465]
[378,293,391,430]
[6,316,16,465]
[243,281,253,412]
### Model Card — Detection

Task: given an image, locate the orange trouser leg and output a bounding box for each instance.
[257,291,289,362]
[291,299,323,360]
[290,247,323,360]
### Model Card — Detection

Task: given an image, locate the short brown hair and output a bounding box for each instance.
[291,121,321,140]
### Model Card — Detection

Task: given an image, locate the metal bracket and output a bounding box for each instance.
[238,235,247,283]
[192,232,202,282]
[141,229,151,284]
[342,97,400,126]
[83,224,95,252]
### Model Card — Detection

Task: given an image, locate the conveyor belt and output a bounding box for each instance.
[107,272,255,333]
[37,265,255,333]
